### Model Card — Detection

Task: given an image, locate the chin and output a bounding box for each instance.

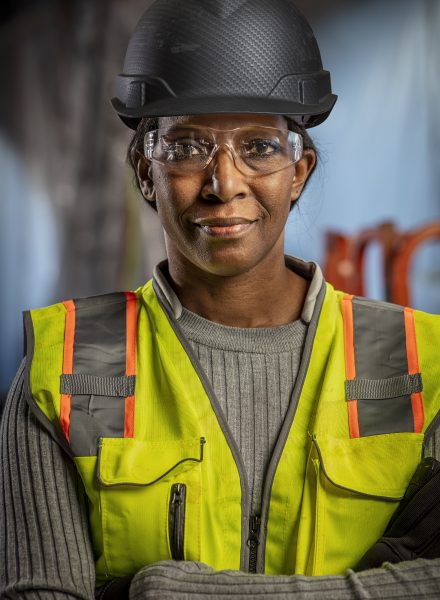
[194,247,266,278]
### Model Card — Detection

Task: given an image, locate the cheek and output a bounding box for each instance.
[152,171,203,247]
[254,178,293,224]
[153,168,199,213]
[153,169,176,207]
[153,178,186,231]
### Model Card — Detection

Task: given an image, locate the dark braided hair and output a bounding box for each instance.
[127,116,318,211]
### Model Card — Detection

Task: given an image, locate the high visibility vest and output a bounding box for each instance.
[23,279,440,585]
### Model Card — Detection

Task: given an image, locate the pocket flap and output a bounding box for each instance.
[97,436,205,486]
[313,433,424,499]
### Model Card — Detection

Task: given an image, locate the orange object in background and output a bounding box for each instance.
[324,221,440,306]
[391,223,440,306]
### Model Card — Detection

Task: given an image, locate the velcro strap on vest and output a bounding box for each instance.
[60,374,136,397]
[345,373,423,401]
[342,295,424,438]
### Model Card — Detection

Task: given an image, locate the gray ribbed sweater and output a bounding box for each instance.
[1,258,440,599]
[179,309,307,514]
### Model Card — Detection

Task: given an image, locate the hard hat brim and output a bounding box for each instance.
[111,94,338,130]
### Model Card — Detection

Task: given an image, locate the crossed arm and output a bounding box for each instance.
[1,362,439,600]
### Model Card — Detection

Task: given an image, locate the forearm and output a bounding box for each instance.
[0,360,95,600]
[128,558,440,600]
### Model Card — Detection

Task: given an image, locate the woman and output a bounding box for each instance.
[1,1,440,598]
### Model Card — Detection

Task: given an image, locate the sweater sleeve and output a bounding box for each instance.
[0,359,96,600]
[129,557,440,599]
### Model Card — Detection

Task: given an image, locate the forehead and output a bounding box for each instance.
[158,113,288,130]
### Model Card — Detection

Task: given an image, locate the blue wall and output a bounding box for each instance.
[285,0,440,311]
[0,136,60,394]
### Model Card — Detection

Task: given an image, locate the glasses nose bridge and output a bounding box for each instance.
[208,135,240,169]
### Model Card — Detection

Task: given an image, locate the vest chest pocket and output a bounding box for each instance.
[95,436,205,580]
[296,433,424,576]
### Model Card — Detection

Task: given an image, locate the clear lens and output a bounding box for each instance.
[144,126,303,175]
[146,128,214,165]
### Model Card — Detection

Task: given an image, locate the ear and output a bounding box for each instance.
[290,149,317,204]
[136,152,156,204]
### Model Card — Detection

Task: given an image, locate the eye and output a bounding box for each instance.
[242,139,281,158]
[162,138,211,161]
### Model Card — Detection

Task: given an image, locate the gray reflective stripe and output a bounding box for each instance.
[357,396,414,437]
[353,298,408,379]
[69,293,131,456]
[61,374,135,397]
[73,295,128,376]
[349,297,418,437]
[68,395,126,457]
[345,373,422,401]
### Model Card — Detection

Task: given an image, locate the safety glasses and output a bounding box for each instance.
[144,125,303,176]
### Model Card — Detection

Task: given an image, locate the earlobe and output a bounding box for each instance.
[290,183,303,204]
[290,149,316,202]
[136,154,156,203]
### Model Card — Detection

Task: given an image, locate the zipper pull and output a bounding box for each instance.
[247,514,261,573]
[250,515,261,539]
[169,483,187,560]
[172,483,184,505]
[199,437,206,461]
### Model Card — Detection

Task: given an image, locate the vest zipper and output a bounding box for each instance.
[255,282,328,573]
[169,483,187,560]
[247,514,261,573]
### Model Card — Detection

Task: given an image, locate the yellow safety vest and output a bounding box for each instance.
[23,278,440,585]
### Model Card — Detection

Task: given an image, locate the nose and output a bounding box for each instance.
[201,144,249,203]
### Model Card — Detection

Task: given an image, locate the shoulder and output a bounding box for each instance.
[24,286,155,348]
[329,284,439,323]
[328,287,439,370]
[22,289,149,455]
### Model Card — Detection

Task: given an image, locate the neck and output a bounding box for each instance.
[165,249,308,328]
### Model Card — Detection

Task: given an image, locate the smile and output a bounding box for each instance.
[193,218,257,238]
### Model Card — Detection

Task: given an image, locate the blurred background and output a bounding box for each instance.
[1,0,439,403]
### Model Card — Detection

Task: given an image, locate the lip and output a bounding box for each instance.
[193,217,257,237]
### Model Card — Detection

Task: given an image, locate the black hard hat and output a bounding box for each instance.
[112,0,337,130]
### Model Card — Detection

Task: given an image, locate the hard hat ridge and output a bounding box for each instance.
[203,0,248,19]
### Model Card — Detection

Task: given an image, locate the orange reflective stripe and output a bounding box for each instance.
[347,400,360,439]
[411,392,424,434]
[60,394,71,441]
[342,295,356,381]
[404,307,420,375]
[125,292,137,376]
[124,292,137,437]
[62,300,76,374]
[124,396,135,438]
[342,295,360,438]
[404,307,424,433]
[61,300,76,441]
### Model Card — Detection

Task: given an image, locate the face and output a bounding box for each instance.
[137,113,316,277]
